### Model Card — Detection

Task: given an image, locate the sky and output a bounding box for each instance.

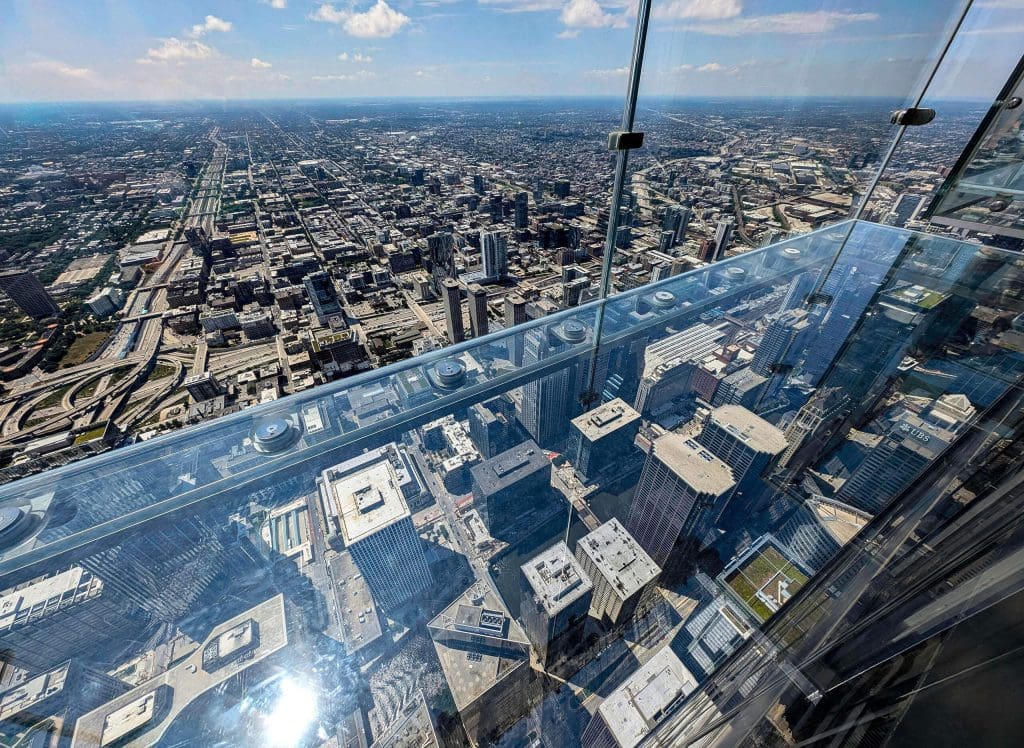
[0,0,1020,102]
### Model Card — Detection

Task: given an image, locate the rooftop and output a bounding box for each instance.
[707,405,789,456]
[470,440,549,497]
[521,542,593,616]
[651,432,736,497]
[596,645,697,748]
[72,594,288,748]
[326,459,412,545]
[572,398,641,442]
[428,585,529,709]
[576,518,660,601]
[0,566,102,633]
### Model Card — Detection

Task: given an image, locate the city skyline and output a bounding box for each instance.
[1,0,1019,102]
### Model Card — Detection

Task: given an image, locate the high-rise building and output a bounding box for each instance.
[481,230,508,282]
[633,323,727,415]
[750,309,813,377]
[581,645,697,748]
[517,318,592,448]
[303,270,342,324]
[890,192,926,227]
[574,518,660,626]
[780,270,819,312]
[467,397,515,459]
[779,387,849,468]
[661,204,692,248]
[695,405,788,522]
[0,269,59,318]
[470,439,552,537]
[514,191,529,230]
[319,458,432,609]
[428,585,532,747]
[567,398,641,483]
[467,283,489,338]
[441,278,464,344]
[427,232,457,296]
[835,413,953,514]
[504,293,529,366]
[712,218,735,261]
[520,542,593,675]
[0,566,140,671]
[626,432,735,568]
[711,367,767,410]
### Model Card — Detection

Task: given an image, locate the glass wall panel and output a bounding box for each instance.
[604,0,969,299]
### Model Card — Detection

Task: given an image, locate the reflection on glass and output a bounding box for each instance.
[0,219,1021,746]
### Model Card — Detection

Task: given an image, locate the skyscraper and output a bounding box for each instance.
[467,283,489,338]
[662,204,691,246]
[517,318,592,448]
[467,397,515,459]
[567,398,641,483]
[694,405,788,522]
[835,413,953,514]
[0,269,59,319]
[779,387,849,468]
[520,542,593,675]
[441,278,465,344]
[303,270,343,324]
[626,432,735,568]
[750,309,813,377]
[319,458,432,609]
[504,293,529,366]
[712,218,735,261]
[427,232,457,296]
[581,645,697,748]
[480,230,508,282]
[470,439,552,537]
[513,191,529,230]
[574,518,660,626]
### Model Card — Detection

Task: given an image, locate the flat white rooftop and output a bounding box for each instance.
[328,459,411,545]
[576,518,660,601]
[572,398,641,442]
[653,433,736,496]
[521,542,592,616]
[708,405,788,455]
[597,645,697,748]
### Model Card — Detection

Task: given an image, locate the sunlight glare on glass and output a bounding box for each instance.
[264,677,317,748]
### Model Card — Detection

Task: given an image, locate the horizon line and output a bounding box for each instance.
[0,94,995,107]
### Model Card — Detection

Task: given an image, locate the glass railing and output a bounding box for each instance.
[1,218,1021,747]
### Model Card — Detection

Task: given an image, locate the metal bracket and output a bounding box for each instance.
[890,107,936,126]
[608,131,645,151]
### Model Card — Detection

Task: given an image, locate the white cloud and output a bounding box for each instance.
[560,0,620,28]
[312,70,376,81]
[558,29,580,38]
[339,52,374,62]
[686,10,878,35]
[251,57,273,68]
[586,66,628,78]
[190,15,233,37]
[345,1,411,36]
[261,0,288,8]
[312,3,348,23]
[139,38,217,63]
[28,60,93,79]
[673,61,736,73]
[656,0,741,20]
[312,1,410,37]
